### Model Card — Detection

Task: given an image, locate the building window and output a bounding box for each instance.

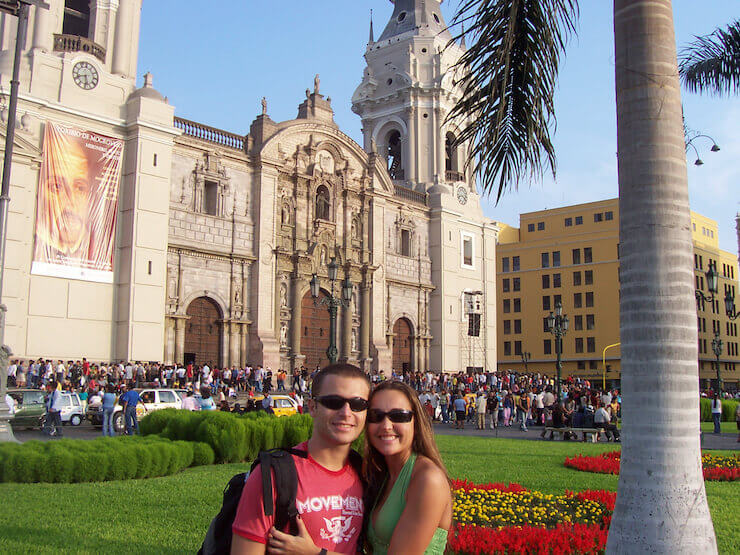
[572,249,581,265]
[554,294,561,306]
[586,292,594,307]
[577,361,586,370]
[513,278,520,292]
[575,338,584,353]
[204,180,219,216]
[400,229,411,256]
[574,293,582,308]
[445,132,459,173]
[573,271,582,286]
[565,217,573,227]
[316,185,331,220]
[514,341,522,355]
[528,223,535,232]
[502,279,510,292]
[584,270,593,285]
[512,256,520,271]
[537,222,545,231]
[589,360,598,370]
[541,252,550,268]
[584,247,593,263]
[594,212,603,222]
[587,314,595,330]
[605,211,613,221]
[542,296,551,311]
[542,275,550,289]
[575,216,583,225]
[63,0,91,37]
[553,273,561,288]
[502,257,510,273]
[543,317,550,332]
[514,320,522,334]
[544,339,552,354]
[503,299,511,313]
[574,315,583,330]
[461,233,474,268]
[587,337,596,353]
[552,251,560,267]
[504,342,511,356]
[513,298,521,312]
[386,130,404,179]
[503,320,511,334]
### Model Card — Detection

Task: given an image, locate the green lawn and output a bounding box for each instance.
[0,436,736,554]
[700,421,738,434]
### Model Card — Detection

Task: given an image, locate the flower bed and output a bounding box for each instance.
[564,451,739,481]
[448,481,616,554]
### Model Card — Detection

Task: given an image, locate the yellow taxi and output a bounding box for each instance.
[252,393,300,417]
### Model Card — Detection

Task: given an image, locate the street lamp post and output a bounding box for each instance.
[724,289,739,321]
[710,332,723,393]
[520,351,531,373]
[310,257,352,365]
[547,300,569,402]
[0,0,50,443]
[695,260,719,305]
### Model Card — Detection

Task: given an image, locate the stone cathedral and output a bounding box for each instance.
[0,0,497,373]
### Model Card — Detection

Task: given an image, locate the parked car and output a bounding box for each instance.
[87,388,183,433]
[58,392,85,426]
[253,393,299,417]
[8,389,46,429]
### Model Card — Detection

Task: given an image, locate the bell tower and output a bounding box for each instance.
[352,0,471,193]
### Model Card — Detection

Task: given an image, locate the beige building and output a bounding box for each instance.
[0,0,497,373]
[496,199,740,389]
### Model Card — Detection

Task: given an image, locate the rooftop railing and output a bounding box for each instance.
[174,117,245,151]
[394,184,428,206]
[53,34,106,62]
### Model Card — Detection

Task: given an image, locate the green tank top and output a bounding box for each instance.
[367,453,448,555]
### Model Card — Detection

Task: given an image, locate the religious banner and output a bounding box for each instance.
[31,122,123,283]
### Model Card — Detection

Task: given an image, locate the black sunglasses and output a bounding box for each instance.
[367,408,415,424]
[315,395,369,412]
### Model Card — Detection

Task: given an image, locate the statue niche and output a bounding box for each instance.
[315,185,330,221]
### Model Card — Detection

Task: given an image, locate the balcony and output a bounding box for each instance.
[394,184,428,206]
[174,117,245,151]
[446,170,465,182]
[53,34,106,63]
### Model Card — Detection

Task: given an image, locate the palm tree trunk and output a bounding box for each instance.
[608,1,717,552]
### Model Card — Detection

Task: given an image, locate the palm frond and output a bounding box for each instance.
[679,20,740,96]
[447,0,578,201]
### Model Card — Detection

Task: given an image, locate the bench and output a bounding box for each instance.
[544,426,603,443]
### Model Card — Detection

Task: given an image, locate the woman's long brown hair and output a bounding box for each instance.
[363,380,450,504]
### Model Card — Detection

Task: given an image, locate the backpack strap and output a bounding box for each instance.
[251,448,309,534]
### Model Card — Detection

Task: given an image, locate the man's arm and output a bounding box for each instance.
[231,534,266,555]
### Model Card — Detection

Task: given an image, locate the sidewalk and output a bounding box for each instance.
[432,421,739,451]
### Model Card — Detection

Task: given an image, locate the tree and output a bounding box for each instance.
[679,20,740,96]
[450,1,717,552]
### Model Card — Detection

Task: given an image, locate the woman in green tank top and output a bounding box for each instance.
[364,381,452,554]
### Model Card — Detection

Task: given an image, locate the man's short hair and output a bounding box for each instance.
[311,363,370,397]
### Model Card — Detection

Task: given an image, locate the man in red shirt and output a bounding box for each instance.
[232,363,370,554]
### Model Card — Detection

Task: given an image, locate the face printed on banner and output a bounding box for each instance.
[42,139,92,254]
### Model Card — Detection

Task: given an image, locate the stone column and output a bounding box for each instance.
[229,322,240,367]
[112,0,134,77]
[340,302,352,362]
[405,106,416,183]
[174,317,186,364]
[360,282,371,366]
[240,323,249,366]
[32,3,52,51]
[436,107,446,180]
[290,276,305,371]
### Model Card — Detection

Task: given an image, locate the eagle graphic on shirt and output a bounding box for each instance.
[320,516,355,543]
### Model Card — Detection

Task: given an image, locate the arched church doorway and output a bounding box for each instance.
[184,297,222,367]
[301,289,331,371]
[392,318,413,374]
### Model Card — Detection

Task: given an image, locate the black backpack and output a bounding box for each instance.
[197,447,364,555]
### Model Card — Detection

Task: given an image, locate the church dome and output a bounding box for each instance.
[129,72,166,102]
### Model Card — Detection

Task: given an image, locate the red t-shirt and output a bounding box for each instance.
[232,443,364,553]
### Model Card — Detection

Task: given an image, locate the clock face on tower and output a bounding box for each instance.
[72,61,99,90]
[456,186,468,205]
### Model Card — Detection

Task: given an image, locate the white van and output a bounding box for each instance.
[58,392,85,426]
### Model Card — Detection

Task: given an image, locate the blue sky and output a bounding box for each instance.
[137,1,739,255]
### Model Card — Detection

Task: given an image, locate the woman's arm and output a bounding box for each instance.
[386,459,452,554]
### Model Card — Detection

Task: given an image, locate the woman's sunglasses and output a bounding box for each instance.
[315,395,369,412]
[367,408,415,424]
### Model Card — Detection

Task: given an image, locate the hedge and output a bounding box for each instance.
[699,398,738,422]
[0,436,214,484]
[139,409,314,463]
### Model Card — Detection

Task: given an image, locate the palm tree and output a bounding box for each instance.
[679,20,740,96]
[450,1,717,552]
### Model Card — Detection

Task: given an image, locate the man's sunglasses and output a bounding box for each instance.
[367,408,415,424]
[315,395,369,412]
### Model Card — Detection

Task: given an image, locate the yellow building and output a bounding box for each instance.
[496,199,740,390]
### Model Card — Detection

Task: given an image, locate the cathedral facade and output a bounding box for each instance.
[0,0,497,373]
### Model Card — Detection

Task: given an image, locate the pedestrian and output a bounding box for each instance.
[486,391,499,429]
[475,392,487,430]
[710,394,722,434]
[45,381,63,437]
[101,383,117,437]
[120,384,145,435]
[452,394,466,430]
